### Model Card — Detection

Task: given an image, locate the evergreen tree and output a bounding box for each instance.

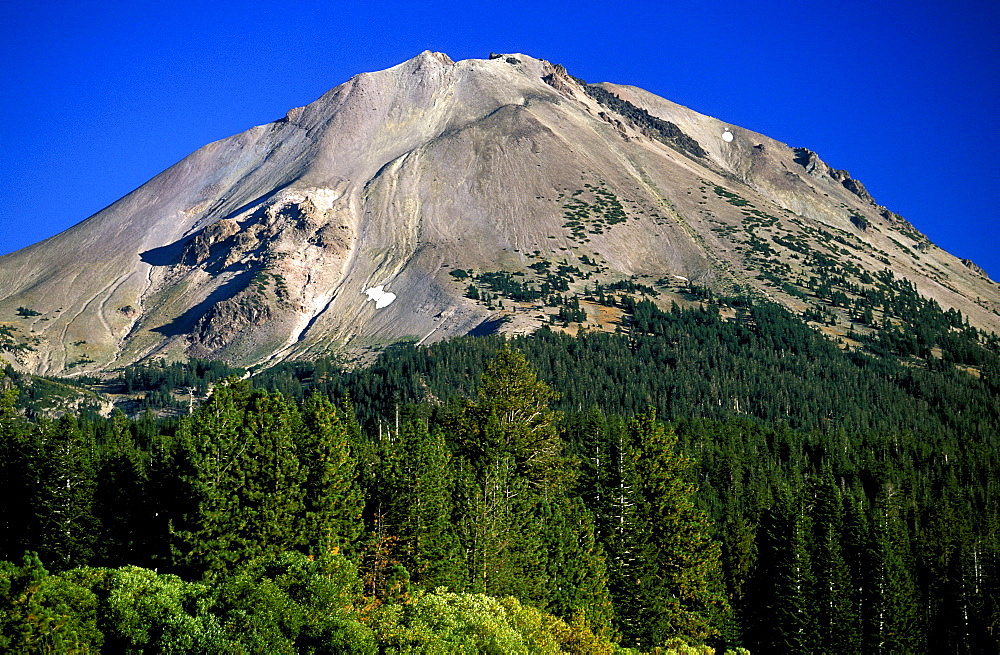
[539,495,615,637]
[808,470,860,653]
[863,485,923,653]
[455,435,542,601]
[624,410,732,647]
[0,387,32,561]
[93,410,151,567]
[31,414,99,571]
[452,348,563,603]
[452,347,608,618]
[767,488,819,653]
[463,346,573,491]
[598,414,645,641]
[384,419,464,590]
[171,380,306,578]
[299,393,364,559]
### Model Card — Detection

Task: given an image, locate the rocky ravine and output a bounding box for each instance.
[1,52,997,375]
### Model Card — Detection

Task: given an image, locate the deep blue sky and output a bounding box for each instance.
[2,0,997,278]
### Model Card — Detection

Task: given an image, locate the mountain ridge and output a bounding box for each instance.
[1,51,997,375]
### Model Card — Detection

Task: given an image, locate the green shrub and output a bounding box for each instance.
[0,553,102,652]
[369,588,614,653]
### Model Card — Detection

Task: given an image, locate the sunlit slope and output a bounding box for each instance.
[1,52,996,374]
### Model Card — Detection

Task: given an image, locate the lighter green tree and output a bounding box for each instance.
[171,379,305,578]
[627,410,732,647]
[299,393,364,560]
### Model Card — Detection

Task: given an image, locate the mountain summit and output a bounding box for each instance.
[1,52,997,375]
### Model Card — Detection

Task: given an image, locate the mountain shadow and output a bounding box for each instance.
[150,269,256,337]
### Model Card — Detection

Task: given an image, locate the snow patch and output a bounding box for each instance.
[365,285,396,309]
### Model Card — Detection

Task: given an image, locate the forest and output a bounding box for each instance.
[1,294,998,653]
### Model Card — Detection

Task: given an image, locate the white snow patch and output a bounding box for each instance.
[365,285,396,309]
[673,275,690,282]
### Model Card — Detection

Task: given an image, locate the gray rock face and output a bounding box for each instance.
[962,259,991,280]
[1,51,998,375]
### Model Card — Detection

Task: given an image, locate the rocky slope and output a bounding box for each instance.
[1,51,997,375]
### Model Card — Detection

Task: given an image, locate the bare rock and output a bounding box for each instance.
[962,258,991,280]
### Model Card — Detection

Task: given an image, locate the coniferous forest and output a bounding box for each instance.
[1,295,998,653]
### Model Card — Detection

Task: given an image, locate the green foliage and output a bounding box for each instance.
[381,419,465,590]
[39,552,375,653]
[712,186,750,207]
[211,552,375,653]
[170,380,306,578]
[89,566,225,652]
[119,358,247,410]
[3,284,1000,652]
[31,414,99,571]
[615,411,732,647]
[299,393,364,560]
[369,588,614,653]
[0,553,102,652]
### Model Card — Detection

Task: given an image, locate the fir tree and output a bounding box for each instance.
[0,387,32,561]
[93,410,151,568]
[808,469,860,652]
[31,414,99,571]
[627,410,732,647]
[864,485,923,653]
[385,419,464,590]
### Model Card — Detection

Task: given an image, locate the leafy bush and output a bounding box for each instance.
[369,588,614,653]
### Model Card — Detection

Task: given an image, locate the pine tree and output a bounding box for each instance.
[599,415,645,642]
[452,347,605,615]
[31,414,99,571]
[455,433,542,600]
[384,419,464,590]
[93,410,151,567]
[0,387,32,561]
[298,393,364,559]
[464,346,571,489]
[539,495,615,637]
[770,487,819,653]
[808,470,860,653]
[718,510,756,639]
[863,485,923,653]
[171,380,306,578]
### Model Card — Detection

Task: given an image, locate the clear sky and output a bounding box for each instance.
[2,0,997,278]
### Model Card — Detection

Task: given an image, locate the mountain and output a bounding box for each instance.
[1,51,998,376]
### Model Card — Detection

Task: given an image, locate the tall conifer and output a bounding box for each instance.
[32,414,98,571]
[627,410,732,647]
[386,419,464,589]
[299,393,363,559]
[171,380,305,578]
